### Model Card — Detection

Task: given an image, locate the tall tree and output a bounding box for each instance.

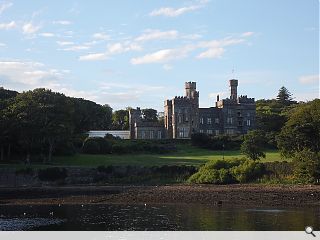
[276,86,294,106]
[277,99,320,157]
[241,130,266,161]
[10,89,74,162]
[112,109,129,130]
[142,108,158,122]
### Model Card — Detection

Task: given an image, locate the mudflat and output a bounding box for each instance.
[0,184,319,207]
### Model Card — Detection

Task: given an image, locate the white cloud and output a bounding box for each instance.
[150,5,201,17]
[0,2,12,15]
[299,74,319,84]
[79,53,108,61]
[182,33,202,40]
[131,36,246,64]
[78,41,142,62]
[0,42,6,47]
[22,22,41,34]
[135,29,178,42]
[56,41,74,46]
[197,47,224,59]
[195,37,245,59]
[39,32,55,37]
[60,45,90,51]
[149,0,208,17]
[53,20,72,25]
[107,42,142,54]
[92,32,110,40]
[0,21,16,30]
[241,32,254,37]
[131,48,189,65]
[0,60,64,86]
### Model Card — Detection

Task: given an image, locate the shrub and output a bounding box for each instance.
[188,158,264,184]
[231,160,265,183]
[191,133,242,150]
[292,149,320,184]
[38,167,67,181]
[82,137,112,154]
[82,139,100,154]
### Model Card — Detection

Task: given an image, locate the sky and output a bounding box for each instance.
[0,0,319,111]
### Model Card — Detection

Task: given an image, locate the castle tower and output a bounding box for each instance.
[129,108,141,139]
[185,82,197,99]
[229,79,238,100]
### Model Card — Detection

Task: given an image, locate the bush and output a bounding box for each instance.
[82,137,112,154]
[292,149,320,184]
[38,167,67,181]
[188,158,265,184]
[82,139,100,154]
[191,133,242,150]
[231,160,265,183]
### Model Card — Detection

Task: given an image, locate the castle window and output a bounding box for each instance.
[185,114,189,122]
[228,109,232,115]
[215,130,219,135]
[158,131,162,139]
[179,128,185,138]
[227,117,233,124]
[200,118,204,124]
[150,130,154,139]
[207,118,212,124]
[247,119,251,126]
[215,118,219,124]
[141,131,145,139]
[207,129,213,135]
[178,115,182,123]
[199,129,204,133]
[247,112,251,117]
[226,129,234,135]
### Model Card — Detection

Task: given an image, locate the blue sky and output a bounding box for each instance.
[0,0,318,111]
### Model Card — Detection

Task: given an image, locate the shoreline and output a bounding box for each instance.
[0,184,319,207]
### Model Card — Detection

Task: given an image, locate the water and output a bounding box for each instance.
[0,204,319,231]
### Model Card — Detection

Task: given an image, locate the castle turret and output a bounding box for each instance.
[185,82,197,99]
[229,79,238,100]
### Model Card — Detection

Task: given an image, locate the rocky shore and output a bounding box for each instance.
[0,184,319,207]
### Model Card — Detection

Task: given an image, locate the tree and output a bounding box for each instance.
[276,86,294,106]
[241,130,266,161]
[292,149,320,184]
[112,109,129,130]
[142,108,158,122]
[277,99,320,157]
[10,89,74,162]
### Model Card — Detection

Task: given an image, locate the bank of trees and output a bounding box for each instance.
[0,88,113,162]
[0,87,163,163]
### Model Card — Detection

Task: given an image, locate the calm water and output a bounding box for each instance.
[0,204,319,231]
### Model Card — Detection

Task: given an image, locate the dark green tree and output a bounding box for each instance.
[142,108,158,122]
[277,99,320,157]
[292,149,320,184]
[10,89,74,162]
[276,86,294,106]
[112,109,129,130]
[241,130,266,160]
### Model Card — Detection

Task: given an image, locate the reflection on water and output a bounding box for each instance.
[0,204,319,231]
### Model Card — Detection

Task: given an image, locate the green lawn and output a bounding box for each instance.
[0,145,288,168]
[52,145,287,167]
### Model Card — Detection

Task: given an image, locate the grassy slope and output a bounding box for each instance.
[52,144,287,167]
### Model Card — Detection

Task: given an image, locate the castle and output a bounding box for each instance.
[129,79,256,139]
